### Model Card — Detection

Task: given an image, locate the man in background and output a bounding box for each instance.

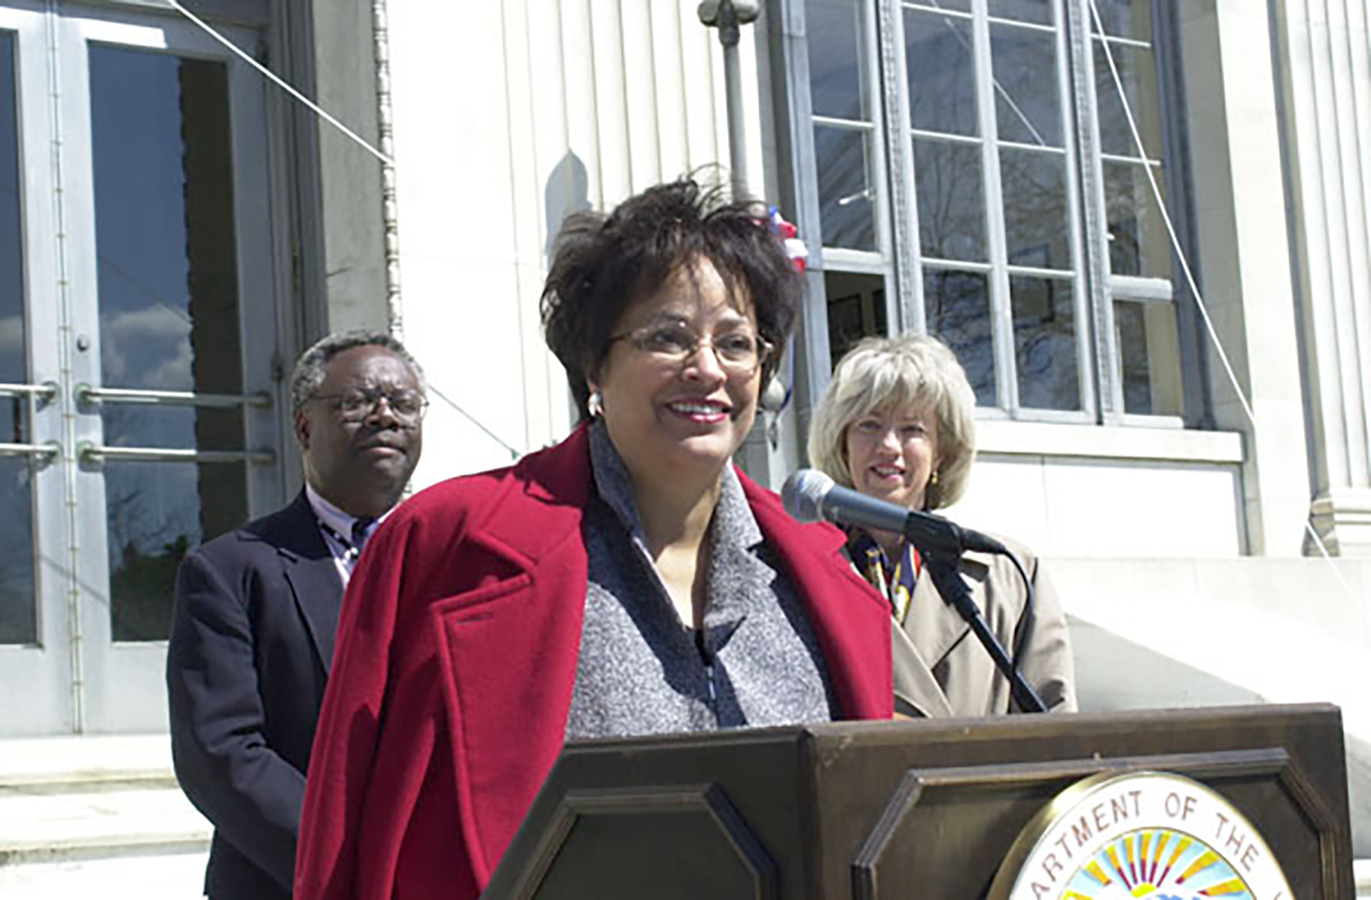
[167,330,426,899]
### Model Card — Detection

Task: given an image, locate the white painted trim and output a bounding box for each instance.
[977,419,1243,463]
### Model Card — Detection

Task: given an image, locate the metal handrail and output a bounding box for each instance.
[78,442,275,466]
[75,384,273,410]
[0,441,61,459]
[0,382,58,402]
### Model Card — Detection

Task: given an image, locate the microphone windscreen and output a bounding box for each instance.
[782,469,834,523]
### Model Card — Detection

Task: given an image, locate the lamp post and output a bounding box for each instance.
[702,0,790,475]
[697,0,761,199]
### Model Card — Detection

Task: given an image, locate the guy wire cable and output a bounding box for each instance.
[167,0,393,168]
[1087,0,1361,613]
[166,0,525,461]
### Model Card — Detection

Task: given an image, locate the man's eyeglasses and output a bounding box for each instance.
[608,323,772,375]
[311,387,428,426]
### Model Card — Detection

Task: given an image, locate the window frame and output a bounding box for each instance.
[786,0,1205,428]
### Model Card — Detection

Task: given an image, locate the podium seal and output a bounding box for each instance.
[989,771,1293,900]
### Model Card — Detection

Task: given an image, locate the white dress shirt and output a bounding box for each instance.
[305,483,391,587]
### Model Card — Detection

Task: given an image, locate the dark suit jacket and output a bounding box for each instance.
[295,424,893,900]
[168,490,344,899]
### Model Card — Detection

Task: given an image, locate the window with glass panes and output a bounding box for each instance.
[803,0,1196,423]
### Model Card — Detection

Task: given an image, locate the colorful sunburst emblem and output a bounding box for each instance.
[990,772,1293,900]
[1061,828,1250,898]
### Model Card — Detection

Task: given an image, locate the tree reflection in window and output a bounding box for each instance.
[803,0,1189,421]
[1012,275,1079,411]
[1001,149,1069,270]
[915,140,987,263]
[925,268,995,407]
[904,8,978,138]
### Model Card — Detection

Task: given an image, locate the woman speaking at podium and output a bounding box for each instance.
[807,333,1075,719]
[294,178,893,900]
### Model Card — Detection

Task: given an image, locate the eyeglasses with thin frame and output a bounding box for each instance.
[608,322,772,375]
[310,387,428,426]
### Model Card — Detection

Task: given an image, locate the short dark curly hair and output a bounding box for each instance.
[541,177,800,420]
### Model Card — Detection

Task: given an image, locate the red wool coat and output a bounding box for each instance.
[294,425,893,900]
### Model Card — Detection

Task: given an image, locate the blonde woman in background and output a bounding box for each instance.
[808,333,1075,718]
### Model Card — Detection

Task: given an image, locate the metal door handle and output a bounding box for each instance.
[0,441,61,459]
[75,384,272,409]
[0,382,59,402]
[77,442,275,465]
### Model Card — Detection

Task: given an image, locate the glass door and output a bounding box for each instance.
[0,3,285,735]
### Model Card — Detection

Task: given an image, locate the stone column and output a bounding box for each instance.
[1181,1,1313,556]
[1271,0,1371,555]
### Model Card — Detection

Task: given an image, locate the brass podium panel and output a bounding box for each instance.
[484,704,1353,899]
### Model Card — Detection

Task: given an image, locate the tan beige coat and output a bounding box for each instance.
[891,537,1075,718]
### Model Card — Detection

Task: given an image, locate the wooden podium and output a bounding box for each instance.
[483,704,1353,899]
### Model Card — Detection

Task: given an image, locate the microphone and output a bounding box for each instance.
[783,469,1045,712]
[781,469,1007,558]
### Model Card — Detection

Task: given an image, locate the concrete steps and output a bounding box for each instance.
[0,735,210,899]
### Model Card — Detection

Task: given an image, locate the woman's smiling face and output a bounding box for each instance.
[592,257,765,490]
[844,405,941,511]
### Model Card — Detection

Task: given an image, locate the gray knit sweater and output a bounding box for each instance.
[563,422,835,740]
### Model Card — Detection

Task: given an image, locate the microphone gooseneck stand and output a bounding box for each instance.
[921,550,1047,714]
[779,468,1048,712]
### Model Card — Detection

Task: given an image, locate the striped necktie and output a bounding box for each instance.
[351,517,376,553]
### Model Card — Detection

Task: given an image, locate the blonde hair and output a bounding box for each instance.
[807,333,977,510]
